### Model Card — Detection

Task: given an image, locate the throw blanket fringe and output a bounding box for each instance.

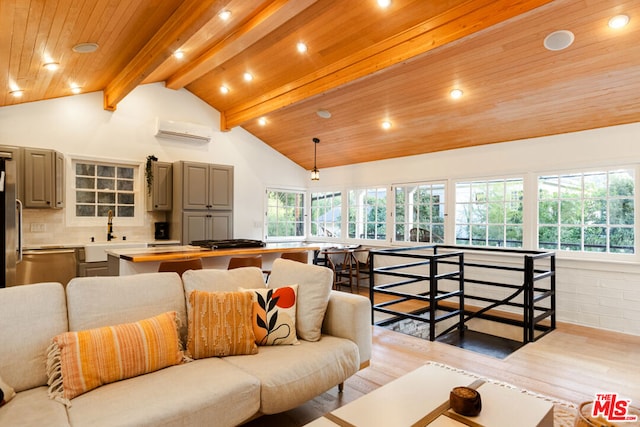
[46,341,71,407]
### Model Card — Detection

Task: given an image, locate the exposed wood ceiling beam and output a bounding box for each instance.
[166,0,319,91]
[102,0,225,111]
[220,0,552,130]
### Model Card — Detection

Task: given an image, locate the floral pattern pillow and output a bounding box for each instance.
[242,285,299,346]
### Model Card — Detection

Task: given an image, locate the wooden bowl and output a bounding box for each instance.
[450,386,482,416]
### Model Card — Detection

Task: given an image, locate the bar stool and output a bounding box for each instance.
[227,255,262,270]
[158,258,203,277]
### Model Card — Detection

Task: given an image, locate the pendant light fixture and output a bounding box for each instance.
[311,137,320,181]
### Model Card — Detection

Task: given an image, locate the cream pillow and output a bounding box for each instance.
[268,258,333,341]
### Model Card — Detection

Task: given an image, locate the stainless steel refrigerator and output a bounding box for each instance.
[1,151,22,287]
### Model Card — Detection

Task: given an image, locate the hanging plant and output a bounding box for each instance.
[145,155,158,196]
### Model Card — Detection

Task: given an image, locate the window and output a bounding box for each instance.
[538,169,635,253]
[455,178,524,247]
[348,187,387,241]
[310,191,342,238]
[266,189,305,239]
[394,182,445,243]
[75,161,136,218]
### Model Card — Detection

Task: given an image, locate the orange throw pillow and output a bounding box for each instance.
[187,290,258,358]
[47,311,185,405]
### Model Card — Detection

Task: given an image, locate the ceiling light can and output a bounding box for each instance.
[608,14,630,29]
[297,42,308,53]
[450,89,463,99]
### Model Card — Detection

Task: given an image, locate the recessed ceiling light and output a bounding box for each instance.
[243,72,253,82]
[543,30,575,51]
[174,50,184,59]
[450,89,463,99]
[72,42,99,53]
[377,0,391,8]
[316,109,331,119]
[70,84,82,94]
[219,10,231,21]
[608,14,630,29]
[297,42,308,53]
[381,120,392,130]
[43,62,59,71]
[9,89,24,98]
[258,117,267,126]
[220,85,229,94]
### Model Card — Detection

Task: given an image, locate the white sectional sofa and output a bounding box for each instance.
[0,259,372,427]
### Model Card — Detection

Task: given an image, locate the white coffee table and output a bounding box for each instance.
[307,364,553,427]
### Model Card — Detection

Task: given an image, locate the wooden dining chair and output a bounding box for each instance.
[227,255,262,270]
[158,258,203,277]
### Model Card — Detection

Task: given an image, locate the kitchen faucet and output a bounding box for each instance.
[107,209,115,241]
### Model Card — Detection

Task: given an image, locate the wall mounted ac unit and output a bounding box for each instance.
[154,118,213,143]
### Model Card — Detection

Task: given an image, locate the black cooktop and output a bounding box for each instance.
[190,239,266,249]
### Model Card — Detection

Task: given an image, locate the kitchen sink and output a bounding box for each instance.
[84,241,148,262]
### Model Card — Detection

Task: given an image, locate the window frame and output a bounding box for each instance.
[264,188,306,242]
[392,180,447,245]
[453,176,525,248]
[310,190,343,240]
[347,186,389,242]
[66,156,144,227]
[536,166,636,257]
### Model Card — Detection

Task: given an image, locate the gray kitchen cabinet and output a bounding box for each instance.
[23,148,64,208]
[181,162,233,210]
[146,161,173,211]
[171,161,234,244]
[76,247,109,277]
[182,211,233,244]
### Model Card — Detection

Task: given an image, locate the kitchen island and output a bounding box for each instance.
[106,242,323,275]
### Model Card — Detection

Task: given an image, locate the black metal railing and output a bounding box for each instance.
[369,245,555,344]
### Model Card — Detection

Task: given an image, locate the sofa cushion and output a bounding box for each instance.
[0,282,68,393]
[47,311,186,403]
[224,336,359,414]
[66,358,260,427]
[0,374,15,407]
[268,258,333,342]
[187,290,258,358]
[0,386,70,427]
[242,285,299,346]
[66,272,188,342]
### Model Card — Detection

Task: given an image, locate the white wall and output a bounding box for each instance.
[0,83,307,244]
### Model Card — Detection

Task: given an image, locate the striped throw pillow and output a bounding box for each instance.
[47,311,185,405]
[187,290,258,358]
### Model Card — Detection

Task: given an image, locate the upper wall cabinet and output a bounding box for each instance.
[180,162,233,211]
[23,148,64,209]
[146,161,173,211]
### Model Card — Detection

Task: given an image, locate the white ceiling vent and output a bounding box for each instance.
[155,118,213,143]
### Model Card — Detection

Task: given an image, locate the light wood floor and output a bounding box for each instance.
[244,315,640,426]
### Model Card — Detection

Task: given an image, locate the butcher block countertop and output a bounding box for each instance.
[107,243,323,263]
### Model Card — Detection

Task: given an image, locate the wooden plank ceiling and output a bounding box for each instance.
[2,0,639,170]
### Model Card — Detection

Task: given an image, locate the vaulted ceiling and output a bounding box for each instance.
[2,0,639,170]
